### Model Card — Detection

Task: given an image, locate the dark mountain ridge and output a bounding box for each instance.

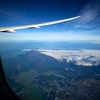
[3,50,62,77]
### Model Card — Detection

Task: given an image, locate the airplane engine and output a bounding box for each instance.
[1,29,15,33]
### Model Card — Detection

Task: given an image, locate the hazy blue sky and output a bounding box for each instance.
[0,0,100,42]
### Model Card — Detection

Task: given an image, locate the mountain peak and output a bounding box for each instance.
[26,50,42,62]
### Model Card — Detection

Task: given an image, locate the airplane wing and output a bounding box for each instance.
[0,16,80,32]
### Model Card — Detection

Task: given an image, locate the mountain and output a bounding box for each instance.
[3,50,62,77]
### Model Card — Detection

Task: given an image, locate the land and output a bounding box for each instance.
[1,49,100,100]
[1,42,100,100]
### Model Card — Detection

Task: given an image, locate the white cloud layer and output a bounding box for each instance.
[38,49,100,66]
[21,49,32,51]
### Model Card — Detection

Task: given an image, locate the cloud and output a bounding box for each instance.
[21,49,32,52]
[0,9,28,24]
[81,4,100,23]
[74,25,91,28]
[38,49,100,66]
[75,2,100,29]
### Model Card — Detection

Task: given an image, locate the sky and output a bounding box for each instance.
[0,0,100,42]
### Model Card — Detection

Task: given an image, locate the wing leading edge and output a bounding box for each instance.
[0,16,80,32]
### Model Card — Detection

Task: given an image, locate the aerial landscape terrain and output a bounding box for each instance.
[0,0,100,100]
[0,41,100,100]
